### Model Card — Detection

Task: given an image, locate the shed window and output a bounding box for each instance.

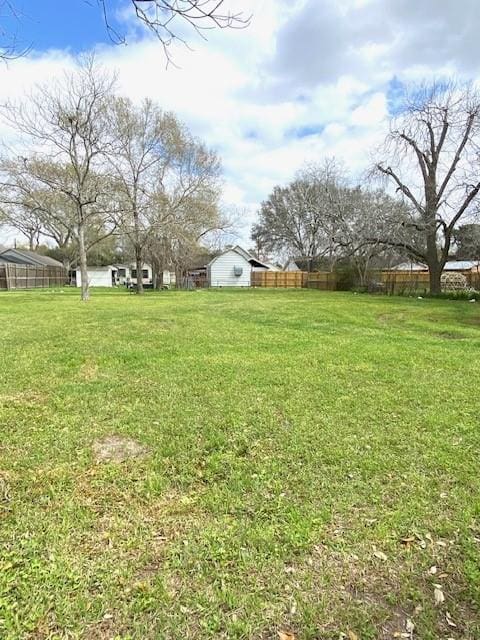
[118,268,126,277]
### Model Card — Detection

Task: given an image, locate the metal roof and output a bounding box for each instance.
[392,260,480,271]
[444,260,480,270]
[0,248,64,268]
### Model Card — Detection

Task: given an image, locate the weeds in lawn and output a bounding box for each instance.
[0,288,479,638]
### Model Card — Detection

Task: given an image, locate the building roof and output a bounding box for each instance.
[263,262,282,271]
[392,260,480,271]
[208,245,271,269]
[391,262,427,271]
[0,248,64,268]
[72,265,117,272]
[444,260,480,270]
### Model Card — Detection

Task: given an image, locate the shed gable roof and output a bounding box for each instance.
[208,245,270,269]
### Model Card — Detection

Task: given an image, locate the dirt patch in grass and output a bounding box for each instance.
[463,316,480,326]
[0,390,47,408]
[377,312,406,325]
[92,435,149,463]
[0,474,11,505]
[79,359,99,381]
[435,330,468,340]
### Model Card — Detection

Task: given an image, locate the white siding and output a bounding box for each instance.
[75,268,114,287]
[162,270,176,285]
[130,263,152,284]
[208,250,252,287]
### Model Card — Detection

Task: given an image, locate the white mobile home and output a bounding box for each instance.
[114,264,174,287]
[207,246,271,287]
[113,264,153,286]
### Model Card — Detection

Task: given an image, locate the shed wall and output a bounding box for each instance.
[76,269,113,287]
[208,250,252,287]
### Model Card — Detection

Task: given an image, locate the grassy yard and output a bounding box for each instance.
[0,288,479,640]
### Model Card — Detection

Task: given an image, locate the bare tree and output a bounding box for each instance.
[374,81,480,293]
[98,0,250,62]
[0,156,119,271]
[0,178,44,250]
[298,161,409,283]
[0,56,118,300]
[252,164,342,271]
[326,184,410,286]
[146,137,222,285]
[0,157,71,254]
[106,97,183,293]
[0,0,249,62]
[0,0,29,60]
[107,95,221,292]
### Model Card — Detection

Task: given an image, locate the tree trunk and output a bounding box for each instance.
[78,222,90,302]
[428,264,442,294]
[357,261,367,288]
[135,245,144,295]
[426,216,442,294]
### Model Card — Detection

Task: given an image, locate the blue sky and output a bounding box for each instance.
[12,0,124,52]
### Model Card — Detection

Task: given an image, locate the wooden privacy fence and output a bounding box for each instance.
[380,270,431,294]
[0,263,67,290]
[381,270,480,294]
[305,271,337,291]
[251,270,336,290]
[252,268,480,293]
[251,270,308,288]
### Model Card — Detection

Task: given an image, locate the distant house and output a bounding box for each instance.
[392,260,480,273]
[72,263,175,288]
[110,264,152,286]
[390,262,427,271]
[114,264,175,287]
[207,246,272,287]
[0,248,66,289]
[0,248,64,268]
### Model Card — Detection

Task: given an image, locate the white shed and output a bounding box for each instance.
[207,246,271,287]
[74,266,117,287]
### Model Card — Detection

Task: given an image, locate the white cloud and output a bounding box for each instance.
[0,0,478,246]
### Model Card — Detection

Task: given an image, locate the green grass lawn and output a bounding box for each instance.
[0,288,479,639]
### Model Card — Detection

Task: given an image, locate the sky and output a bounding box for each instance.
[1,0,479,245]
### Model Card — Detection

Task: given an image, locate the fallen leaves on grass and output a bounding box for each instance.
[445,611,457,628]
[405,618,415,634]
[434,584,445,605]
[278,631,296,640]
